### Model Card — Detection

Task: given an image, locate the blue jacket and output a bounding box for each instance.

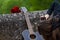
[47,0,60,31]
[47,0,60,17]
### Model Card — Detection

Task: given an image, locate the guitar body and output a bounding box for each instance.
[22,30,44,40]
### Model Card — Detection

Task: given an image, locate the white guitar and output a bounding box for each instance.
[21,7,44,40]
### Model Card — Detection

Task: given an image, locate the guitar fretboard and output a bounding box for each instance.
[24,12,35,34]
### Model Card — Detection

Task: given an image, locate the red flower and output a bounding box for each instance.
[11,6,21,13]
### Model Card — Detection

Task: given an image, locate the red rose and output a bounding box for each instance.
[11,6,21,13]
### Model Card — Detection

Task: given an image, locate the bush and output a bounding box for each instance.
[0,0,53,14]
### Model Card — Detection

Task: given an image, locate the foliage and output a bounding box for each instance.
[0,0,53,14]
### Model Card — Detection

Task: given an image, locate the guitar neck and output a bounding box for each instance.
[24,12,34,34]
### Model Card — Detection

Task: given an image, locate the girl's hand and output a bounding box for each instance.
[45,14,49,20]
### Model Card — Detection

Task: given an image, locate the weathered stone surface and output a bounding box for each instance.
[0,10,47,40]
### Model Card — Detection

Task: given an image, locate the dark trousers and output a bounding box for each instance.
[50,19,60,40]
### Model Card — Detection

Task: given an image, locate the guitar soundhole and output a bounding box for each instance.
[30,34,36,39]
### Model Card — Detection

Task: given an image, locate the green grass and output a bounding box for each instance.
[0,0,54,14]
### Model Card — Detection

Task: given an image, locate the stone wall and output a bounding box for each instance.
[0,10,47,40]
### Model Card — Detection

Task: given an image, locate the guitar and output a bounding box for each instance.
[21,7,44,40]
